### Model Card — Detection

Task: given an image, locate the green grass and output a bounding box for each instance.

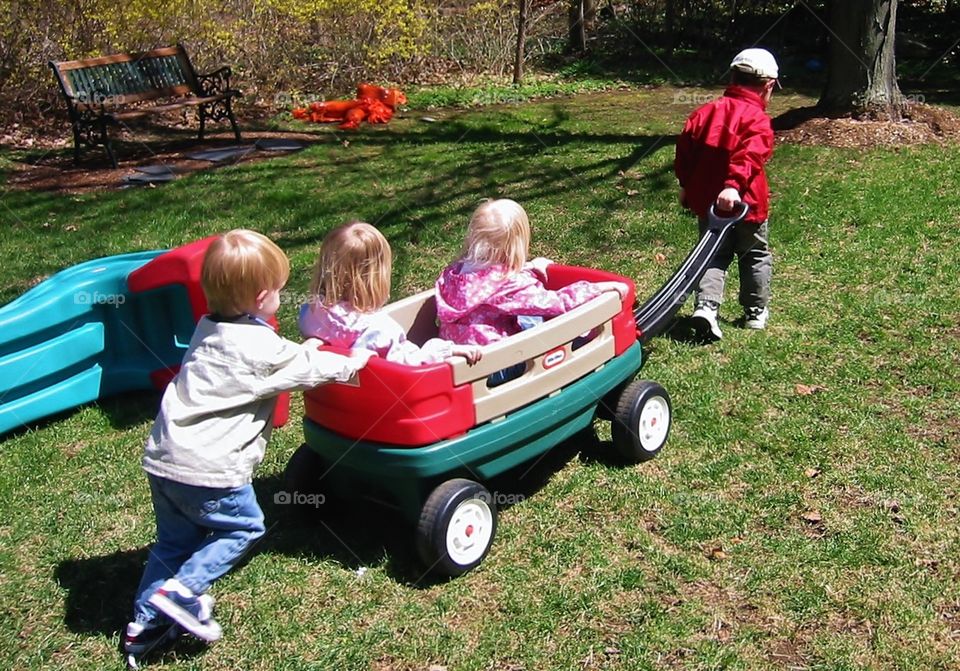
[1,84,959,670]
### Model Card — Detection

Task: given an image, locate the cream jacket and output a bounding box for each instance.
[143,316,366,488]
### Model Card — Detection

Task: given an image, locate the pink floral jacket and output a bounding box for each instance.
[435,260,626,345]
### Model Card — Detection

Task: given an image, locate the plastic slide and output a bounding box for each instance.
[0,237,289,437]
[633,203,748,342]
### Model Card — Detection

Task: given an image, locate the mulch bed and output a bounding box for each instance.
[3,102,959,194]
[773,103,960,148]
[2,123,326,194]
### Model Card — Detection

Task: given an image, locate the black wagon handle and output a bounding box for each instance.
[706,201,750,229]
[633,201,749,342]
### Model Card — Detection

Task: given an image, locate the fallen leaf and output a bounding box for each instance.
[804,467,821,478]
[707,546,728,561]
[715,619,732,642]
[795,383,827,396]
[801,509,823,524]
[653,252,667,264]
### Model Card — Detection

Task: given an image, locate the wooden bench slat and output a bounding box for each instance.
[107,95,229,120]
[52,45,186,71]
[50,44,241,167]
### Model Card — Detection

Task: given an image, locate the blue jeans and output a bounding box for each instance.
[487,315,544,388]
[133,474,265,624]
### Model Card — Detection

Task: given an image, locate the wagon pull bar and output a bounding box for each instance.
[633,202,749,342]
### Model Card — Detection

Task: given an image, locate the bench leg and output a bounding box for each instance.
[100,118,118,169]
[103,140,118,169]
[226,99,241,142]
[72,125,83,165]
[197,100,241,142]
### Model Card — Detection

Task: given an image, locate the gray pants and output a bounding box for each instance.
[695,219,771,310]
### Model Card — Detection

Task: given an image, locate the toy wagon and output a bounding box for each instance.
[285,264,671,577]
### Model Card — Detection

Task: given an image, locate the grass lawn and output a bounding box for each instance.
[0,84,958,670]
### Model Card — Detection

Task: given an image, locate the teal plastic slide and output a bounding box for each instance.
[0,239,210,436]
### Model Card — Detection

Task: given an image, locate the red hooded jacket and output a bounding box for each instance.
[674,85,774,223]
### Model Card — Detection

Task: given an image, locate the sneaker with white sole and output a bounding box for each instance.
[691,301,723,341]
[147,580,221,642]
[743,306,769,330]
[123,620,179,668]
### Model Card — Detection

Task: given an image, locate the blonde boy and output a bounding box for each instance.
[125,229,371,665]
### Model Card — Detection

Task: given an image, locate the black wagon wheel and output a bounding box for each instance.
[416,478,498,577]
[611,380,671,463]
[279,443,332,513]
[284,443,325,493]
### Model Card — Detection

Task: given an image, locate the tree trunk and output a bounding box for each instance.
[664,0,677,58]
[568,0,596,53]
[514,0,529,84]
[819,0,906,119]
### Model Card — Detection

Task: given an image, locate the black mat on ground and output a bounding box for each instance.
[133,165,177,176]
[185,146,257,162]
[255,138,306,152]
[122,171,176,186]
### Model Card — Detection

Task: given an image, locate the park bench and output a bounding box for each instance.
[50,44,241,168]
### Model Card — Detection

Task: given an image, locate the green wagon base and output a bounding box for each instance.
[291,342,665,576]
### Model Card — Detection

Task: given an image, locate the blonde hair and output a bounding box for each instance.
[462,198,530,274]
[201,229,290,316]
[309,221,392,312]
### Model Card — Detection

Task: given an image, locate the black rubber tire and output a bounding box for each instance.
[284,444,324,492]
[596,381,628,421]
[416,479,498,577]
[611,380,671,463]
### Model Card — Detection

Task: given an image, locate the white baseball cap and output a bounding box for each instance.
[730,48,779,80]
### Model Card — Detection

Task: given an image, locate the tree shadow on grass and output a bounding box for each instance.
[53,546,209,665]
[53,421,638,650]
[95,390,162,431]
[663,314,722,346]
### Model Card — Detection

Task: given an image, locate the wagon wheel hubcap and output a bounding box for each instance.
[637,395,670,451]
[445,498,493,565]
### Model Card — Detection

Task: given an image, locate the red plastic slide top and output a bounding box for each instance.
[127,236,290,427]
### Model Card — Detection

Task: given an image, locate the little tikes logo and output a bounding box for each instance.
[543,347,566,369]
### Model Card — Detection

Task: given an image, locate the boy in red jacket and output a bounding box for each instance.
[675,48,778,340]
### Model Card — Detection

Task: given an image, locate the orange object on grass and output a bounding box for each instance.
[292,84,407,130]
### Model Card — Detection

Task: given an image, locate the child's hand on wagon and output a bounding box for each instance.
[526,256,553,280]
[597,281,630,300]
[452,344,483,365]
